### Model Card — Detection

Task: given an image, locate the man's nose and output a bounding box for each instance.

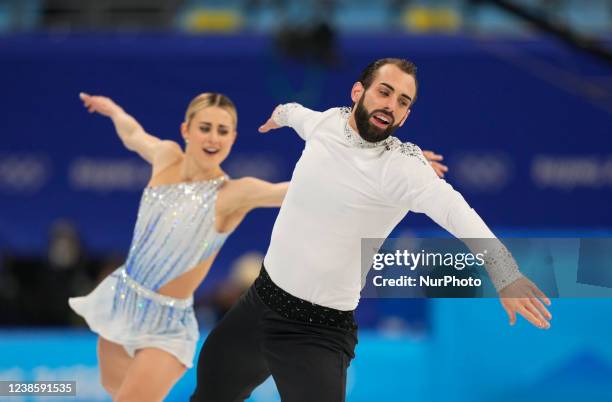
[382,101,395,116]
[381,97,396,113]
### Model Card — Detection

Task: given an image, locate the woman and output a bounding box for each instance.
[69,92,447,401]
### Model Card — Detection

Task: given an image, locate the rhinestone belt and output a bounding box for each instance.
[117,269,193,309]
[255,265,357,331]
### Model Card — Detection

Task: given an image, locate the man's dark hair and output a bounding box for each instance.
[357,58,418,103]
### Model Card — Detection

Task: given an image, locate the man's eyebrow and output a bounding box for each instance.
[380,82,412,102]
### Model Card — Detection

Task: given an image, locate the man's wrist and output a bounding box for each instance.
[271,103,300,127]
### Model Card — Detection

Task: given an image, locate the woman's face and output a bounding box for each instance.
[181,106,236,169]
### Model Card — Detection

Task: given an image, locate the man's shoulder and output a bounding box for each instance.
[383,137,428,166]
[323,106,346,118]
[303,106,345,135]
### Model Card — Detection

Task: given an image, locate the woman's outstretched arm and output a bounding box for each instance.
[79,92,180,164]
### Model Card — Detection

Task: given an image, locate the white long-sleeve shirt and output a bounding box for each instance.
[264,103,521,310]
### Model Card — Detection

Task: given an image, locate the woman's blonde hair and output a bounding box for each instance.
[184,92,237,129]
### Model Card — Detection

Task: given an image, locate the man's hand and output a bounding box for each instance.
[499,277,552,329]
[258,107,282,133]
[422,150,448,178]
[258,118,280,133]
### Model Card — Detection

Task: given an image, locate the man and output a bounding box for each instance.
[191,58,551,402]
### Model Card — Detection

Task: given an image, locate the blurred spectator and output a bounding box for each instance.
[0,219,103,326]
[0,0,41,32]
[195,252,263,326]
[0,0,608,37]
[40,219,89,325]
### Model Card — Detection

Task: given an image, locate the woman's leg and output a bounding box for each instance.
[113,347,187,402]
[97,337,133,398]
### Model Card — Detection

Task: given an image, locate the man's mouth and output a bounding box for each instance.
[370,112,392,129]
[203,147,220,155]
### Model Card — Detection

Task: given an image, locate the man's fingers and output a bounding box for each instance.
[530,295,552,321]
[258,118,277,133]
[517,305,540,328]
[524,300,550,328]
[529,283,551,306]
[518,304,549,329]
[503,304,516,326]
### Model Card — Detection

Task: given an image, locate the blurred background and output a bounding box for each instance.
[0,0,611,401]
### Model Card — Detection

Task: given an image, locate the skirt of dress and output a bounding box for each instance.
[68,267,199,368]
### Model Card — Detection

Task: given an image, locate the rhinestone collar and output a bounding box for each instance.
[145,175,227,191]
[339,106,393,149]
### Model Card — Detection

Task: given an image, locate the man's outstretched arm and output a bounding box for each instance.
[259,103,450,176]
[258,103,322,141]
[386,147,552,329]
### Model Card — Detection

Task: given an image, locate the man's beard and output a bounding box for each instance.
[353,95,399,143]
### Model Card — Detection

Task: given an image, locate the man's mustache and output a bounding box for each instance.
[369,109,394,125]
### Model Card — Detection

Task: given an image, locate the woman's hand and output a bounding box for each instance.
[422,150,448,178]
[79,92,123,118]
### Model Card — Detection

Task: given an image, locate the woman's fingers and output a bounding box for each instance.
[422,150,444,161]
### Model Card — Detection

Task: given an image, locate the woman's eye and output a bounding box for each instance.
[219,130,229,136]
[200,126,210,133]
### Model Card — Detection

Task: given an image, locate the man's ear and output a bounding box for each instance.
[399,109,411,127]
[351,82,364,104]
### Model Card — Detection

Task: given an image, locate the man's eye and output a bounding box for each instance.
[380,91,389,96]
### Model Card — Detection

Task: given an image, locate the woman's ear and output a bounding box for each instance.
[180,122,189,141]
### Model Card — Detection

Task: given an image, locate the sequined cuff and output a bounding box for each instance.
[271,103,301,127]
[482,245,523,291]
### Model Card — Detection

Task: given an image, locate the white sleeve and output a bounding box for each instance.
[384,147,523,291]
[271,103,322,141]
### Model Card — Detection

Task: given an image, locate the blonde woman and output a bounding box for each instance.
[69,92,447,401]
[69,92,291,402]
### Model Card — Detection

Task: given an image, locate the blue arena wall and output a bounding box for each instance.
[0,33,610,289]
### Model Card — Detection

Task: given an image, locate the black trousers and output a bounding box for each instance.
[191,267,358,402]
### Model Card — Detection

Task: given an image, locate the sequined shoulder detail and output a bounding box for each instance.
[383,137,428,166]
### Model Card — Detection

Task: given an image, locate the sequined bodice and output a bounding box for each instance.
[123,176,229,290]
